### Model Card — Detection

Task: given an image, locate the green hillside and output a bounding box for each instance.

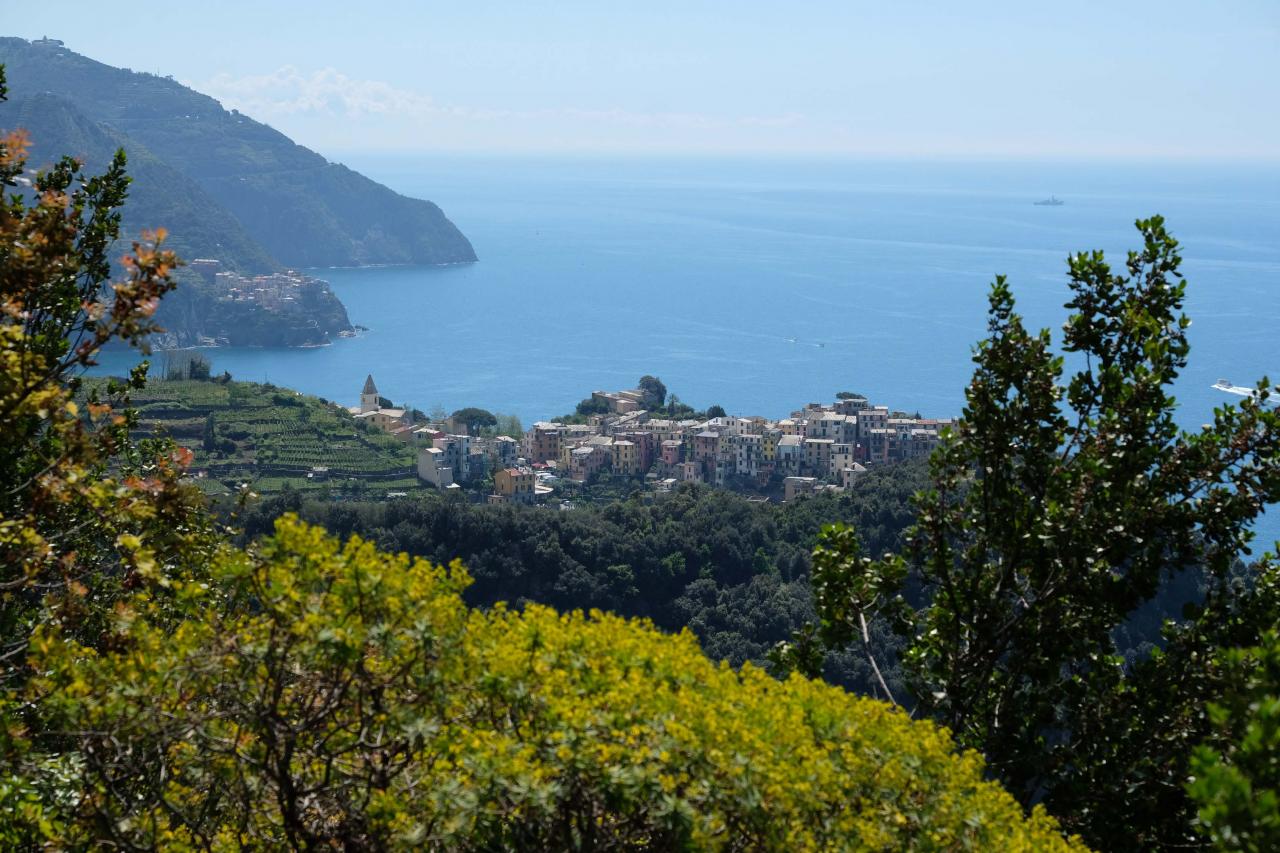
[89,378,422,497]
[0,36,476,268]
[7,92,277,273]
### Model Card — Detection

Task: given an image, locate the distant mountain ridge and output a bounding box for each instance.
[0,36,476,270]
[8,92,278,273]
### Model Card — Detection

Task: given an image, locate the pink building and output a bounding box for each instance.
[660,439,683,466]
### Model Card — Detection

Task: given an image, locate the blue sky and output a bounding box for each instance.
[6,1,1279,158]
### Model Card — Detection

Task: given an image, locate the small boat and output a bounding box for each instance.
[1034,196,1064,206]
[1213,378,1280,408]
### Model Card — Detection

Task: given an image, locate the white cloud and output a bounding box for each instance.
[189,67,804,136]
[191,66,441,119]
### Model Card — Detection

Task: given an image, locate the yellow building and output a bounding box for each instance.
[611,439,640,475]
[776,418,804,436]
[494,466,536,504]
[761,430,779,463]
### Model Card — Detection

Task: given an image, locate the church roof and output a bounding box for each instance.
[362,374,378,395]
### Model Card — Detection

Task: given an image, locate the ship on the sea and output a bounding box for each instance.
[1213,378,1280,408]
[1034,196,1064,206]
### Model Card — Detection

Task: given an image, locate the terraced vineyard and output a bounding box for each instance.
[85,378,422,496]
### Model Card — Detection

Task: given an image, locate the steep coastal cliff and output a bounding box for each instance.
[0,36,476,270]
[0,36,476,348]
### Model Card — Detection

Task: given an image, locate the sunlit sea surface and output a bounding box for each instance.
[94,156,1280,547]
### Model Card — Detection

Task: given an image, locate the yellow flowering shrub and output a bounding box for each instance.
[29,517,1087,850]
[1,71,222,848]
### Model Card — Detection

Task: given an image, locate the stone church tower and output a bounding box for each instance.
[360,374,380,413]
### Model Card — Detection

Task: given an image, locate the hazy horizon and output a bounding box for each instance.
[8,1,1278,161]
[328,149,1280,167]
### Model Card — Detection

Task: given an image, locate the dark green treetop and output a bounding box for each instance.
[451,406,498,435]
[638,374,667,409]
[777,217,1280,849]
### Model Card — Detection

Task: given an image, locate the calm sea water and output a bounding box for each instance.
[95,156,1280,546]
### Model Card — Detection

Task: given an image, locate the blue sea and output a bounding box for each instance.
[95,156,1280,547]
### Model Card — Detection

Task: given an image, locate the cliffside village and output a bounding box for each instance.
[351,376,953,505]
[187,259,332,310]
[185,259,354,346]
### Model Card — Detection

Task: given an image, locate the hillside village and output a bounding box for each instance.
[354,375,952,505]
[176,259,355,347]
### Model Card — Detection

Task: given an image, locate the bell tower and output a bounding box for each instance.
[360,374,379,413]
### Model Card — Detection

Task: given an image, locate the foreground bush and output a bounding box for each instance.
[23,517,1083,850]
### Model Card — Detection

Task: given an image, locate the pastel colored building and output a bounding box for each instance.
[833,395,871,415]
[693,430,720,464]
[830,443,857,478]
[489,435,520,468]
[493,466,536,504]
[416,447,453,488]
[432,434,480,483]
[858,406,889,435]
[784,476,819,502]
[839,463,868,489]
[733,433,763,477]
[616,430,657,472]
[660,439,683,466]
[865,428,892,465]
[568,445,609,482]
[807,412,853,442]
[526,422,564,464]
[611,439,640,475]
[775,434,804,474]
[761,429,780,463]
[677,461,703,483]
[804,437,834,475]
[776,418,805,436]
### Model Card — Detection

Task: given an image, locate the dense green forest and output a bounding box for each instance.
[236,466,926,695]
[234,456,1214,711]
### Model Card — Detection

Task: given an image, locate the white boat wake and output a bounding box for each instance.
[1212,378,1280,408]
